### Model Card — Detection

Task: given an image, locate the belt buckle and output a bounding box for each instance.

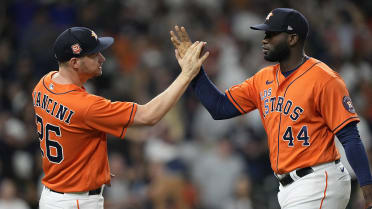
[275,173,287,181]
[275,172,295,186]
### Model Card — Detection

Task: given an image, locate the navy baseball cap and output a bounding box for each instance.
[53,27,114,62]
[250,8,309,40]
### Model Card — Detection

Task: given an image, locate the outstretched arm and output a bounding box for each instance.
[170,26,241,120]
[132,41,209,126]
[191,67,240,119]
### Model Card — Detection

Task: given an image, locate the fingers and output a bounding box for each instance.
[175,25,182,40]
[172,25,192,43]
[193,42,209,64]
[180,26,192,43]
[183,41,199,59]
[170,36,180,47]
[195,42,206,57]
[176,41,209,78]
[170,31,180,47]
[182,41,209,66]
[199,51,210,64]
[185,41,205,58]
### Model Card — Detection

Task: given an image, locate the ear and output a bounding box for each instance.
[68,58,80,71]
[288,34,299,47]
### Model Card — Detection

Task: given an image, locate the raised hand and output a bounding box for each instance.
[175,41,209,79]
[170,26,193,58]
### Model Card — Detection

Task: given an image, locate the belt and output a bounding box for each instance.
[277,159,340,186]
[50,187,102,195]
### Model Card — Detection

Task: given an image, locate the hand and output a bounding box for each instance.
[361,184,372,209]
[170,25,192,58]
[175,41,209,80]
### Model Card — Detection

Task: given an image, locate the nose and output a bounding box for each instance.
[262,38,268,45]
[99,52,106,62]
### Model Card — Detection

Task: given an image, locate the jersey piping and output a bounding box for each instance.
[332,116,359,133]
[42,76,82,95]
[275,61,321,173]
[119,103,136,138]
[227,90,248,113]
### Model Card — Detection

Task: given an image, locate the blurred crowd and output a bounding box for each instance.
[0,0,372,208]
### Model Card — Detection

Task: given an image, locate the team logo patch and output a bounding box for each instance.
[71,43,82,55]
[342,96,355,113]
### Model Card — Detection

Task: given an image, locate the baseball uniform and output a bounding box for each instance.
[34,71,137,208]
[226,57,356,208]
[172,7,372,209]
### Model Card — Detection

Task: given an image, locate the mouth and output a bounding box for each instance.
[262,47,269,55]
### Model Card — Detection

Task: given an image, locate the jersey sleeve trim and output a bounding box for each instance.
[119,103,137,139]
[226,89,247,114]
[332,116,360,133]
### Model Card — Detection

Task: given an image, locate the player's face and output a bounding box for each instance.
[262,31,290,62]
[78,52,106,78]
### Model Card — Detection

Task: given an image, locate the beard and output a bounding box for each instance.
[264,40,290,62]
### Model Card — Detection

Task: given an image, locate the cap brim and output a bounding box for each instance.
[250,24,283,32]
[89,37,114,54]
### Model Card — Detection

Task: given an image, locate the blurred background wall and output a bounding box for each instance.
[0,0,372,208]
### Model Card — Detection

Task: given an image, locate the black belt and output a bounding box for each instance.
[50,187,102,195]
[277,159,340,186]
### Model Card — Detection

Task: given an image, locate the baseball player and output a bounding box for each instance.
[170,8,372,209]
[32,27,209,209]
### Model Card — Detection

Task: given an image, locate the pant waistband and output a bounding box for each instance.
[275,159,340,187]
[46,185,104,196]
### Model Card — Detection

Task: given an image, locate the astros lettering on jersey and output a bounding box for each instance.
[226,57,359,174]
[33,71,137,192]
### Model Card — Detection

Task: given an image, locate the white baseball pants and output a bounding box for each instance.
[39,186,104,209]
[277,161,351,209]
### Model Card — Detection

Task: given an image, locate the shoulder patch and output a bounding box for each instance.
[342,96,355,113]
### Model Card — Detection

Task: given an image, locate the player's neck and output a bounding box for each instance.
[53,67,84,87]
[279,53,305,73]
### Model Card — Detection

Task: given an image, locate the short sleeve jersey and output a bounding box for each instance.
[226,58,359,174]
[32,71,137,192]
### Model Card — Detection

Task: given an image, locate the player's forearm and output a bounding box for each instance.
[133,41,208,126]
[134,72,192,126]
[191,67,240,119]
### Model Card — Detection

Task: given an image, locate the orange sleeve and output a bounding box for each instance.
[84,96,137,139]
[318,77,359,133]
[225,76,258,114]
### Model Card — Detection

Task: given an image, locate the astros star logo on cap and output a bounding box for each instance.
[266,12,274,21]
[91,31,98,40]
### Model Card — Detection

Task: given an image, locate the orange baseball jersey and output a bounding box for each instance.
[32,71,137,192]
[226,57,359,174]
